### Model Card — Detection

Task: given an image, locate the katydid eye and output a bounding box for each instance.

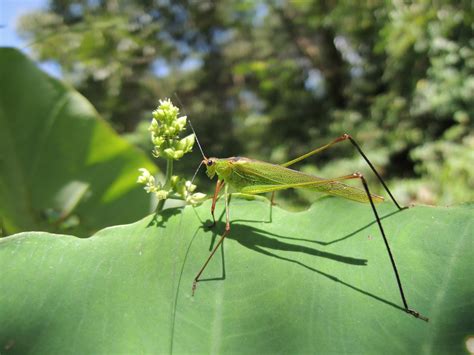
[207,160,214,166]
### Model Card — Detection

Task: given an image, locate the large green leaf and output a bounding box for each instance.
[0,47,156,236]
[0,198,472,354]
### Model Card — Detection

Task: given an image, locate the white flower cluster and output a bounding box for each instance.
[149,98,195,160]
[137,98,206,208]
[137,168,206,205]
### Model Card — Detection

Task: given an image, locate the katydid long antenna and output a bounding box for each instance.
[173,93,207,160]
[187,117,207,185]
[173,93,207,187]
[188,119,207,161]
[190,161,204,185]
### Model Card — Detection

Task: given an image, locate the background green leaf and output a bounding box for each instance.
[1,198,472,354]
[0,48,156,236]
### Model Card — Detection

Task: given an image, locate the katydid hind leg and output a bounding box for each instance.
[249,171,427,320]
[347,137,404,210]
[193,184,231,295]
[355,172,428,321]
[282,134,404,210]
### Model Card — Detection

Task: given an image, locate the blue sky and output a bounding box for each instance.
[0,0,47,47]
[0,0,200,78]
[0,0,62,77]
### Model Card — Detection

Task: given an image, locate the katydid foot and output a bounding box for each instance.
[406,309,429,322]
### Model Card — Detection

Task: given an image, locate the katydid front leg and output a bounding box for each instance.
[208,179,225,228]
[193,184,230,295]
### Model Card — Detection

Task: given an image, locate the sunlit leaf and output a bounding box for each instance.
[0,198,471,353]
[0,48,156,236]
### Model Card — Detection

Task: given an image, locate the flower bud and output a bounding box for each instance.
[138,98,203,208]
[155,189,169,200]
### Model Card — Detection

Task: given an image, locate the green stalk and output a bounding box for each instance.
[155,158,174,214]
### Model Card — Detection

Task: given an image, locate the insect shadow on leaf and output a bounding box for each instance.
[196,203,419,316]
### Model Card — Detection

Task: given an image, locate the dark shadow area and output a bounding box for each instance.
[317,208,406,245]
[197,208,226,252]
[198,220,405,313]
[227,223,367,265]
[251,245,405,313]
[197,207,411,316]
[180,195,415,317]
[230,207,405,246]
[0,313,53,354]
[146,207,183,228]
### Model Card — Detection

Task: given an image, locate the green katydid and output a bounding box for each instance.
[188,122,428,321]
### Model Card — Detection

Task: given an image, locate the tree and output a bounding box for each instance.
[17,0,473,205]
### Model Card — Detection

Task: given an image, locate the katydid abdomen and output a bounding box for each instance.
[213,157,384,203]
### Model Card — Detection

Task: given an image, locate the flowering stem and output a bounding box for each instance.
[155,198,165,214]
[155,157,174,214]
[164,158,174,189]
[138,99,204,211]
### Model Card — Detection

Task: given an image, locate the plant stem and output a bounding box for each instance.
[155,158,173,214]
[164,158,173,188]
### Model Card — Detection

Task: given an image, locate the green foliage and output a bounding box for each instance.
[0,198,472,353]
[0,48,157,236]
[3,3,472,351]
[16,1,474,207]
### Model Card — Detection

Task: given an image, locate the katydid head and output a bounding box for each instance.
[203,157,216,166]
[203,157,217,179]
